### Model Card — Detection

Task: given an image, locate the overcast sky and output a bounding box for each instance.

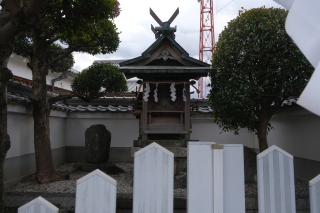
[72,0,282,71]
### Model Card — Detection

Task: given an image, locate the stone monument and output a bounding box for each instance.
[85,124,111,163]
[69,124,124,180]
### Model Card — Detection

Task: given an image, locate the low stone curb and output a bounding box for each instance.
[5,192,310,212]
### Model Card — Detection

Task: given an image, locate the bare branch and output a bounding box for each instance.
[46,48,66,55]
[27,96,35,103]
[48,90,109,105]
[48,92,90,104]
[0,20,19,45]
[48,93,76,104]
[47,46,79,66]
[250,121,258,131]
[0,11,11,22]
[46,37,101,64]
[38,3,50,20]
[47,34,61,44]
[87,92,107,101]
[2,0,20,17]
[37,7,78,26]
[26,0,43,20]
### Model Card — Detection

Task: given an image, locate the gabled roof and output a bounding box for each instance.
[119,35,210,68]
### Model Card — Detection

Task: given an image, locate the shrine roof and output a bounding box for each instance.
[120,66,213,73]
[119,35,213,70]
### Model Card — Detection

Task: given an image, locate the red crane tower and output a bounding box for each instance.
[198,0,215,98]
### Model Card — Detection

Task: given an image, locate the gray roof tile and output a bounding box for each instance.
[7,80,298,113]
[67,68,79,77]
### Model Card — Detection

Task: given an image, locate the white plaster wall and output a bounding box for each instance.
[49,116,66,149]
[8,54,32,80]
[8,54,75,91]
[46,72,74,91]
[191,114,255,148]
[66,112,139,147]
[5,102,320,163]
[6,106,67,158]
[7,112,34,158]
[258,107,320,162]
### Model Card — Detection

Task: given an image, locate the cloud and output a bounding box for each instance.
[73,0,284,70]
[72,52,99,71]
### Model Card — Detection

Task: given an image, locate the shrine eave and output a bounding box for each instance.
[119,66,214,73]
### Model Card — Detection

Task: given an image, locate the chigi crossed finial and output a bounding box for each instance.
[150,8,179,40]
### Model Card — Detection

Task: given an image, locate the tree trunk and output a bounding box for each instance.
[31,54,75,183]
[0,45,13,212]
[32,64,56,183]
[257,100,271,153]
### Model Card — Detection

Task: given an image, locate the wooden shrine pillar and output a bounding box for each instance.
[184,85,190,133]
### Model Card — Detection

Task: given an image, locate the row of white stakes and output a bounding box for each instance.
[17,142,320,213]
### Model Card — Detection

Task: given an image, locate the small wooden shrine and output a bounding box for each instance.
[119,8,213,147]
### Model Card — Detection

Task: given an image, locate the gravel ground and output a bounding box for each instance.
[5,162,77,193]
[5,162,308,196]
[245,179,309,196]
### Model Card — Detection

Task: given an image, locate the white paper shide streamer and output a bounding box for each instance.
[154,83,158,102]
[182,83,187,102]
[273,0,320,116]
[143,83,150,102]
[170,83,176,101]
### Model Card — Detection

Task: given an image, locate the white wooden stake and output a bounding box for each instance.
[133,142,174,213]
[223,144,245,213]
[257,145,296,213]
[212,144,224,213]
[18,196,59,213]
[309,174,320,213]
[188,142,225,213]
[75,169,117,213]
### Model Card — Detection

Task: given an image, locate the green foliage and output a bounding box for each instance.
[41,0,117,42]
[13,0,120,74]
[47,43,74,73]
[12,37,31,59]
[13,40,74,73]
[71,62,128,100]
[208,7,314,135]
[72,21,120,55]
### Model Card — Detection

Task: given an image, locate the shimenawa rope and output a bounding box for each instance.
[136,81,200,99]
